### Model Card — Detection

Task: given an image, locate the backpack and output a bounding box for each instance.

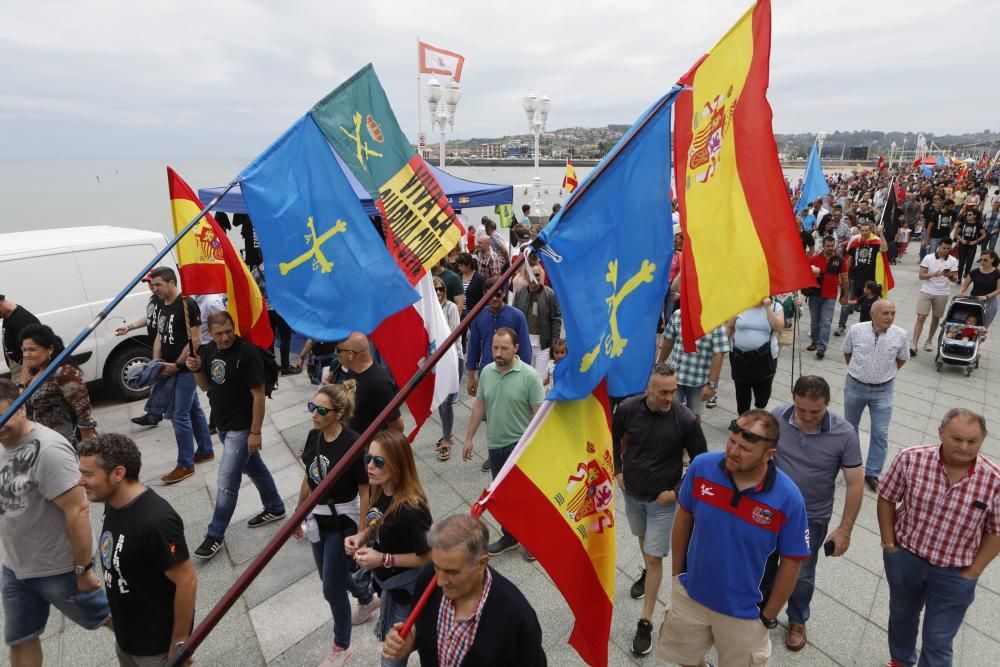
[252,342,280,398]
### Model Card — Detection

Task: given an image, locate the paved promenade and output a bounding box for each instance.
[2,251,998,666]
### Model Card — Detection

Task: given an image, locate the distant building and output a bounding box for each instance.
[478,143,507,159]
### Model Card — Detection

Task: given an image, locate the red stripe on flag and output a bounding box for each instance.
[486,465,613,667]
[178,264,227,295]
[370,304,434,439]
[736,0,814,298]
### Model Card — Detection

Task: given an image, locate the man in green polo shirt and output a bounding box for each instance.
[462,327,544,556]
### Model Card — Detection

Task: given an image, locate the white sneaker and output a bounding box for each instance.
[351,595,380,625]
[318,645,353,667]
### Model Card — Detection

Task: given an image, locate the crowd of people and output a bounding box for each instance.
[0,162,998,667]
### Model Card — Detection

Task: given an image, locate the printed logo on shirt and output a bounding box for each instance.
[99,531,114,569]
[366,505,384,533]
[308,455,330,485]
[0,440,41,518]
[210,358,227,385]
[699,483,715,497]
[751,506,775,526]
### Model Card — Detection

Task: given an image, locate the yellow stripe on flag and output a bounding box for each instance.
[683,6,770,329]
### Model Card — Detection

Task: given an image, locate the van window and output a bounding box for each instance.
[73,244,160,308]
[0,252,88,315]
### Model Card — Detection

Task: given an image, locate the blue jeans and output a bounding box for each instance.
[206,430,285,540]
[311,527,357,650]
[884,546,978,667]
[310,353,338,385]
[843,376,894,477]
[808,297,835,350]
[436,358,463,441]
[488,444,517,540]
[676,383,704,416]
[786,520,829,624]
[378,600,412,667]
[2,566,110,645]
[171,372,213,469]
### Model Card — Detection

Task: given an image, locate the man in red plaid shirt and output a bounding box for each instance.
[877,408,1000,667]
[381,515,545,666]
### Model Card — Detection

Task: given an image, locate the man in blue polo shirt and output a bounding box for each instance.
[465,276,532,398]
[657,410,809,667]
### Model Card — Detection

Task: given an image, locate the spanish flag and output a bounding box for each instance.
[673,0,813,349]
[167,168,273,348]
[477,383,615,667]
[562,158,579,194]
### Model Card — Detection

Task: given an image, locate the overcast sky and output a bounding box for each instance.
[1,0,993,159]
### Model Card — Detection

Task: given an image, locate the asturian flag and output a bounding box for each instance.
[418,41,465,82]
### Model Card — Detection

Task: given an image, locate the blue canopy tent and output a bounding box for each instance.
[200,150,513,216]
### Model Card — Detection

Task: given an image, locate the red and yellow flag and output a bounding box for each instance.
[673,0,813,349]
[478,383,615,667]
[562,158,579,193]
[167,168,273,348]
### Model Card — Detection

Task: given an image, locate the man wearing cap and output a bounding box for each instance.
[0,294,40,386]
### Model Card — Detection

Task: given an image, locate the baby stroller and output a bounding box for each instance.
[935,297,986,376]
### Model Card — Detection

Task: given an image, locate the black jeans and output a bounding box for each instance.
[957,242,978,280]
[735,378,774,415]
[269,310,292,368]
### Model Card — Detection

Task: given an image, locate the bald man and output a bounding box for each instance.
[841,299,910,493]
[328,332,404,434]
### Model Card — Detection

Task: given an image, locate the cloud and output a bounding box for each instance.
[0,0,994,158]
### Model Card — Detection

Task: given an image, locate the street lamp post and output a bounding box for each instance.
[426,77,461,168]
[523,90,551,218]
[817,132,826,159]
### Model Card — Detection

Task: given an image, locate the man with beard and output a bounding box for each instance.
[656,410,809,667]
[462,328,543,556]
[78,433,197,665]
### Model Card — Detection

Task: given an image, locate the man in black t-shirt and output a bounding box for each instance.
[0,294,40,385]
[329,332,403,435]
[145,267,215,485]
[613,364,707,656]
[186,311,286,560]
[955,210,986,280]
[78,433,197,665]
[923,199,957,257]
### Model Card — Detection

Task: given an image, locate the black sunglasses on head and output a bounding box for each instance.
[728,419,777,444]
[363,453,385,468]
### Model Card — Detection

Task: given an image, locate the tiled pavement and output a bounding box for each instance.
[3,250,998,666]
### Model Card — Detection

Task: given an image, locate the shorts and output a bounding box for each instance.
[916,292,948,318]
[656,576,771,666]
[676,384,704,416]
[2,566,110,646]
[623,493,676,558]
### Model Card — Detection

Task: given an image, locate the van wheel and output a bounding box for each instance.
[105,344,152,401]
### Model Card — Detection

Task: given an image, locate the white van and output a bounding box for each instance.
[0,226,178,401]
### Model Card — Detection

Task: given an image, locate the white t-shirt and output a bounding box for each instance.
[920,253,958,296]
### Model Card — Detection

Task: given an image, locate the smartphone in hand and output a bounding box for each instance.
[823,539,835,557]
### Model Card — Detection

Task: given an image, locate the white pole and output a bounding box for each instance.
[440,128,446,168]
[416,38,422,158]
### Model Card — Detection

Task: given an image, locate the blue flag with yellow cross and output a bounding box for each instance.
[537,89,678,400]
[238,114,418,341]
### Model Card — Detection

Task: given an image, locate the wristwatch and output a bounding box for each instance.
[705,380,717,390]
[74,562,94,576]
[759,612,778,629]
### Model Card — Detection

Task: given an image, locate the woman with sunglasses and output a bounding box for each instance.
[433,276,462,461]
[957,249,1000,328]
[293,381,376,667]
[345,430,432,667]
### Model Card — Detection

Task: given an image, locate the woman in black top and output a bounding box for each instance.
[955,209,986,280]
[958,249,1000,328]
[293,382,372,666]
[345,429,432,667]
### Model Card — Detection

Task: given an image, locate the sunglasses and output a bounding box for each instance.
[307,401,333,417]
[435,286,446,292]
[728,419,777,444]
[363,453,386,468]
